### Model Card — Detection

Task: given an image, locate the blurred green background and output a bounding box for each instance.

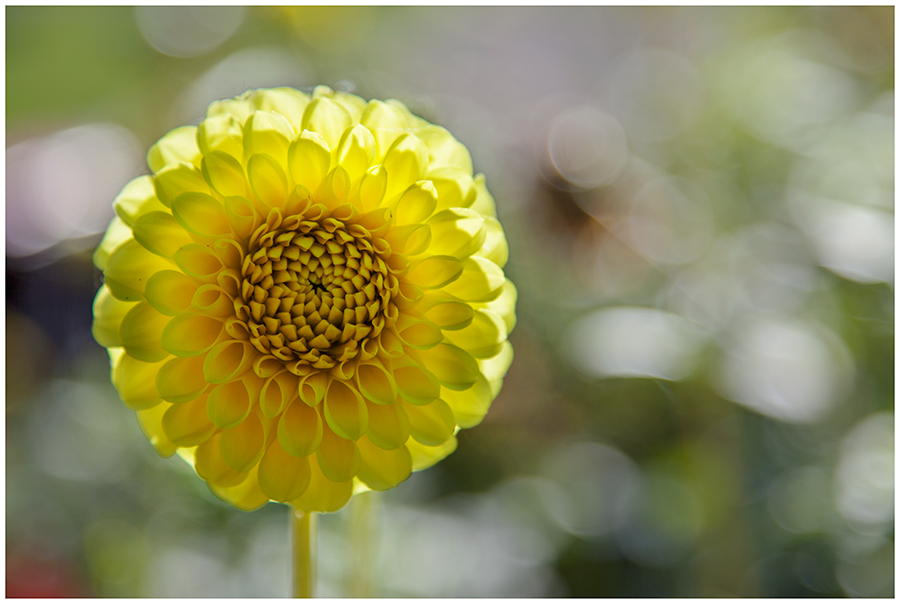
[6,6,894,597]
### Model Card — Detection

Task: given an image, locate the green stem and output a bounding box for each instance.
[350,491,379,598]
[291,506,316,598]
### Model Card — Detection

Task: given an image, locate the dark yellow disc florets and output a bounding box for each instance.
[238,208,396,371]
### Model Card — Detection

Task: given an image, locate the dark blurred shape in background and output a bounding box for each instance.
[6,6,894,597]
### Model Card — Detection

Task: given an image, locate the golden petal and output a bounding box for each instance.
[278,399,323,458]
[356,436,412,491]
[258,438,311,502]
[316,423,360,483]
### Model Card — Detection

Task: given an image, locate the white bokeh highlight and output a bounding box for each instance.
[176,47,313,124]
[724,35,860,150]
[136,6,246,58]
[834,412,894,527]
[789,194,894,285]
[537,440,641,538]
[548,105,628,189]
[565,307,710,380]
[716,317,854,423]
[7,124,142,258]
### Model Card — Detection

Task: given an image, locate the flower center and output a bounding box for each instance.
[238,212,393,371]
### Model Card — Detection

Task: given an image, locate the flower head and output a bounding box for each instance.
[92,86,515,512]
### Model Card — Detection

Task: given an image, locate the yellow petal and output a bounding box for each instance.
[395,314,443,350]
[418,125,473,173]
[161,313,222,357]
[201,150,248,197]
[147,125,200,173]
[441,256,505,302]
[218,240,246,272]
[223,195,259,240]
[93,216,132,270]
[260,371,299,419]
[145,270,197,316]
[197,113,244,159]
[92,285,136,347]
[254,354,284,378]
[249,87,311,129]
[356,206,391,235]
[191,284,234,318]
[301,96,352,152]
[382,133,428,202]
[406,434,457,471]
[443,308,506,358]
[153,162,210,207]
[393,180,438,225]
[136,402,178,457]
[336,124,376,182]
[330,89,367,121]
[248,153,289,209]
[207,379,252,429]
[290,452,353,513]
[314,165,351,209]
[278,399,323,458]
[407,255,463,289]
[357,435,412,491]
[156,355,208,403]
[478,216,509,268]
[173,242,223,280]
[132,211,194,258]
[195,432,247,488]
[176,446,197,469]
[299,371,328,407]
[427,208,486,258]
[113,175,168,226]
[324,379,367,440]
[258,438,311,502]
[385,223,431,256]
[479,340,514,395]
[120,301,170,362]
[283,186,313,220]
[442,373,494,429]
[377,328,405,359]
[104,238,172,302]
[356,360,397,406]
[360,99,408,157]
[208,464,269,512]
[356,165,387,211]
[243,110,294,162]
[219,409,266,473]
[476,278,517,335]
[403,398,455,446]
[288,132,332,194]
[428,166,477,212]
[113,353,166,410]
[423,299,475,331]
[469,173,498,218]
[386,251,410,275]
[162,393,215,446]
[418,343,479,391]
[204,340,256,384]
[316,423,360,483]
[172,191,231,237]
[206,93,254,125]
[364,400,410,450]
[394,362,441,406]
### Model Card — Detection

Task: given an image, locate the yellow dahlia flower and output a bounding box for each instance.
[92,86,515,513]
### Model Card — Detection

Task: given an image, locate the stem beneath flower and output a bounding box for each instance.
[291,506,316,598]
[350,491,379,597]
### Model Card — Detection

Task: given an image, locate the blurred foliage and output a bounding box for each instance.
[6,5,894,598]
